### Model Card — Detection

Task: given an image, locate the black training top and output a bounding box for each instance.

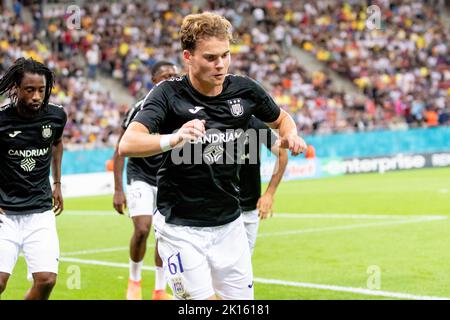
[133,74,280,227]
[122,100,163,187]
[239,116,278,211]
[0,103,67,215]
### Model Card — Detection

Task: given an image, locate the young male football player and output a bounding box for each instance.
[119,12,307,300]
[113,61,178,300]
[240,116,288,255]
[0,58,67,299]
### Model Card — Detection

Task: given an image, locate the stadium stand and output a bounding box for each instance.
[286,0,450,129]
[1,0,449,150]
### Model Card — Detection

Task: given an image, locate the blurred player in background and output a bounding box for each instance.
[240,116,288,255]
[119,12,307,300]
[113,61,178,300]
[0,58,67,299]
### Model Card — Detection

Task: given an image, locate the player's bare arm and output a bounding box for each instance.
[268,109,307,156]
[51,138,64,216]
[119,119,206,158]
[257,144,288,220]
[113,129,127,214]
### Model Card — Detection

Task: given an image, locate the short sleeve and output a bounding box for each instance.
[122,101,143,130]
[132,83,170,133]
[55,105,67,141]
[247,77,281,123]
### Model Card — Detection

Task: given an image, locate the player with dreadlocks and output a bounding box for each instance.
[0,57,67,299]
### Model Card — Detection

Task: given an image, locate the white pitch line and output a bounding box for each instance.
[274,213,447,220]
[258,216,447,238]
[60,216,445,256]
[61,246,143,257]
[61,243,156,256]
[64,210,117,216]
[253,277,449,300]
[64,210,449,220]
[59,216,445,256]
[59,257,450,300]
[61,257,156,271]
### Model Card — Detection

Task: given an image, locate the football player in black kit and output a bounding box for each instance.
[112,61,178,300]
[240,116,288,255]
[119,12,307,300]
[0,58,67,300]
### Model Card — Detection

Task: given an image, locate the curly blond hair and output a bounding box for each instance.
[180,12,233,51]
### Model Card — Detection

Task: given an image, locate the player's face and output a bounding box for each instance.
[16,73,46,114]
[153,65,178,84]
[184,36,230,92]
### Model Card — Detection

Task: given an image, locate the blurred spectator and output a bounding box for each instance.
[86,44,99,79]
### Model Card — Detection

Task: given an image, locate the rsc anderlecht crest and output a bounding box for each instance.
[42,125,52,139]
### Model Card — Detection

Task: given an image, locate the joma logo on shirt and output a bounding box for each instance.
[8,148,49,157]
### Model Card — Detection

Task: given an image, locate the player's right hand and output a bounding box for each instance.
[257,192,274,220]
[0,207,4,215]
[171,119,206,148]
[113,190,127,214]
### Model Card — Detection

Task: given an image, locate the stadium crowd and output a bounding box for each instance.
[285,0,450,129]
[0,2,126,149]
[1,0,449,150]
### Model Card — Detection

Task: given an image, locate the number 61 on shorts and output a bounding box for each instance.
[168,252,184,275]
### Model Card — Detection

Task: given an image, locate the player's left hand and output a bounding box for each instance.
[52,185,64,216]
[257,192,274,220]
[113,190,127,214]
[276,133,307,156]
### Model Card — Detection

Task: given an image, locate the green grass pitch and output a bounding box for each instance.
[2,167,449,300]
